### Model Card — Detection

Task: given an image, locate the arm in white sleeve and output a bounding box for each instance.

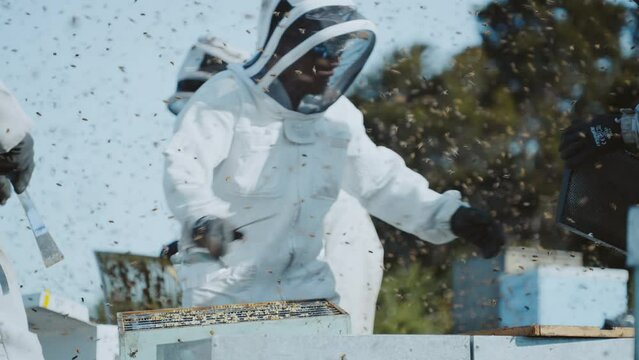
[342,111,464,245]
[163,74,240,226]
[0,81,32,153]
[620,105,639,149]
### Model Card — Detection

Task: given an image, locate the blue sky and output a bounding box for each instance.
[0,0,633,313]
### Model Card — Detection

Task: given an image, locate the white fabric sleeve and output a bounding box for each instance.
[0,81,32,153]
[163,76,239,226]
[343,114,465,245]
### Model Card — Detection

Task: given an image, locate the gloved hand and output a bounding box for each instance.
[160,240,179,260]
[0,177,11,206]
[560,114,623,169]
[451,206,505,259]
[191,216,243,258]
[0,133,35,193]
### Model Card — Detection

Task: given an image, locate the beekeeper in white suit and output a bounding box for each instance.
[167,34,383,334]
[0,81,44,360]
[164,0,504,325]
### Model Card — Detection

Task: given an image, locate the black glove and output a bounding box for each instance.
[559,114,623,169]
[191,217,243,258]
[160,240,179,260]
[451,206,505,259]
[0,133,35,193]
[0,177,11,206]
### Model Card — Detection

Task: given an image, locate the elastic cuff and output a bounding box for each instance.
[418,190,467,245]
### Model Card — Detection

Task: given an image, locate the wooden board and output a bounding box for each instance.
[471,325,634,338]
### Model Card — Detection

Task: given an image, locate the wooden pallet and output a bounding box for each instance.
[471,325,634,338]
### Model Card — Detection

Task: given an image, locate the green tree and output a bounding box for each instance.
[359,0,639,333]
[355,0,639,264]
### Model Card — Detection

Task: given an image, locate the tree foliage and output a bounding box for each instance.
[354,0,639,267]
[374,263,453,334]
[362,0,639,333]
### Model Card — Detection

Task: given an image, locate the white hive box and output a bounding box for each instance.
[452,247,583,332]
[24,291,119,360]
[473,336,632,360]
[499,266,628,328]
[118,299,351,360]
[202,335,472,360]
[24,290,90,323]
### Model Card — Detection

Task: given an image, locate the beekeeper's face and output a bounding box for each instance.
[279,38,343,95]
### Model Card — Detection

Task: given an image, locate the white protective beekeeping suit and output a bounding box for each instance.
[168,33,383,334]
[0,81,45,360]
[164,0,464,323]
[257,0,384,335]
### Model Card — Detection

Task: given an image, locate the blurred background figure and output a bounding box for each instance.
[165,37,247,117]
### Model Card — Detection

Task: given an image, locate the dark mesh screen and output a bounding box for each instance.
[557,151,639,252]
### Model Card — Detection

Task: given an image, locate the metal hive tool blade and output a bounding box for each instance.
[36,231,64,267]
[17,191,64,268]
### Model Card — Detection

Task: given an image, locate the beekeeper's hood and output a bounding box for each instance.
[245,0,376,114]
[167,37,248,115]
